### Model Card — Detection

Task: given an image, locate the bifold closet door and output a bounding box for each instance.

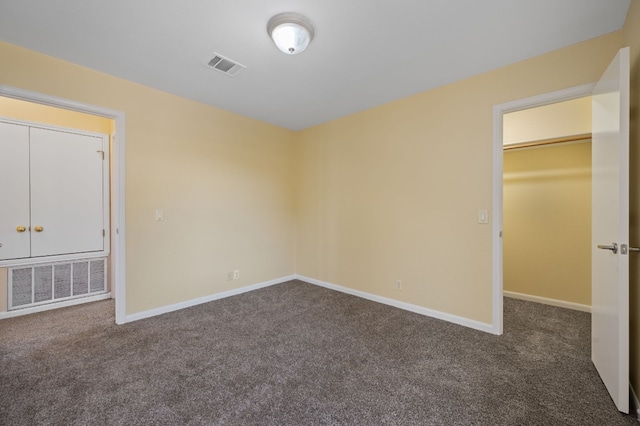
[0,121,31,260]
[29,127,104,257]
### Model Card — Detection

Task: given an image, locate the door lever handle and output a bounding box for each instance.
[597,243,618,254]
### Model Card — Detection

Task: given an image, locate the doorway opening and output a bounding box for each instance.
[491,83,595,335]
[492,48,631,414]
[502,96,592,314]
[0,86,126,325]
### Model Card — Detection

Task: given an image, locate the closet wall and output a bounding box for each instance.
[503,97,592,307]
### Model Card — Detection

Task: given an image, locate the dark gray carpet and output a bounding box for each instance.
[0,280,636,425]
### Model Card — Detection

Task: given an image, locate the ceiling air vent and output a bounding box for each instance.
[205,53,246,77]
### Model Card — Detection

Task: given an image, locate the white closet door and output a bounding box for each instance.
[591,47,630,413]
[29,127,105,257]
[0,122,31,260]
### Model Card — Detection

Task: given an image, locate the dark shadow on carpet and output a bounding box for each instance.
[0,280,636,425]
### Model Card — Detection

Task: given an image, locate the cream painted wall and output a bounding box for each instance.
[295,31,622,324]
[503,142,591,305]
[0,41,297,315]
[0,98,114,313]
[503,97,591,146]
[0,97,112,133]
[622,0,640,404]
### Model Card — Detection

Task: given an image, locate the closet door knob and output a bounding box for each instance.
[16,226,26,233]
[34,226,44,232]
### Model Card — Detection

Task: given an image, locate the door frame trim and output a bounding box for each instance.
[0,85,127,325]
[491,83,595,335]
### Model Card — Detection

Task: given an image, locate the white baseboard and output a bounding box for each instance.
[630,384,640,421]
[124,275,297,323]
[0,293,112,320]
[295,275,494,334]
[503,290,591,313]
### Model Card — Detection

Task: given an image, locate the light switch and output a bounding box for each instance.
[478,210,489,224]
[155,209,164,221]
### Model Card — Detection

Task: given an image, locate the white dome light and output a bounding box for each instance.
[267,13,314,55]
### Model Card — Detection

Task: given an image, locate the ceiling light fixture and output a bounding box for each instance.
[267,13,314,55]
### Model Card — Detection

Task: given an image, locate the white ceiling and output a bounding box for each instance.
[0,0,631,131]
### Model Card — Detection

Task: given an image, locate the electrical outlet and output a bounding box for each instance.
[396,280,402,290]
[233,270,240,280]
[227,272,234,281]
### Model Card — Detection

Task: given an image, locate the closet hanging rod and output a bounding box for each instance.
[503,133,591,151]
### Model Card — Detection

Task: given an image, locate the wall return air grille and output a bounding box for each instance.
[8,258,107,310]
[205,53,246,77]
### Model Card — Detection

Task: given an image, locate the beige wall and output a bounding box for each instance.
[295,32,622,324]
[0,41,297,315]
[622,0,640,402]
[503,97,591,146]
[503,142,591,305]
[0,97,112,133]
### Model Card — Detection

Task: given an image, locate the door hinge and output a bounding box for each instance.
[102,229,106,237]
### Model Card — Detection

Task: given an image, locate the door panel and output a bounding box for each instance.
[0,121,31,260]
[29,127,104,257]
[592,47,630,414]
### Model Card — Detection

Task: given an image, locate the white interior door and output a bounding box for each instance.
[0,121,31,260]
[591,46,630,414]
[30,127,105,257]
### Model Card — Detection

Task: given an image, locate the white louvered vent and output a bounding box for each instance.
[9,258,107,310]
[205,53,246,77]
